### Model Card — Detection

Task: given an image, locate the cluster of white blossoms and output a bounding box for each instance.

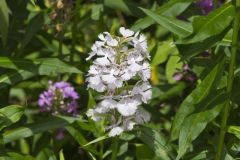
[86,27,152,137]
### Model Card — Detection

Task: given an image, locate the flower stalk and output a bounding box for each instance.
[215,1,240,159]
[111,137,119,160]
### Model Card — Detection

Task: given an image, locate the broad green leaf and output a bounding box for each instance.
[0,105,24,130]
[2,116,78,143]
[35,148,57,160]
[136,126,175,160]
[227,126,240,140]
[0,0,10,45]
[65,126,99,155]
[0,152,35,160]
[104,0,144,17]
[135,144,154,160]
[21,12,45,49]
[177,3,234,44]
[177,90,228,159]
[183,148,214,160]
[170,59,224,141]
[0,57,81,88]
[91,4,103,20]
[165,55,183,83]
[131,0,192,31]
[0,57,81,74]
[151,40,177,66]
[176,27,230,59]
[140,8,193,38]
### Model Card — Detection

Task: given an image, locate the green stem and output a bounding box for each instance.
[214,0,218,9]
[70,0,80,62]
[57,35,63,81]
[215,1,240,159]
[111,137,119,160]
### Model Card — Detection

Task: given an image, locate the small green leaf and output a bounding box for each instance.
[83,135,108,147]
[59,150,65,160]
[227,126,240,140]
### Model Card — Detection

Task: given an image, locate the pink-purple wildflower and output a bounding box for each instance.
[173,64,197,82]
[196,0,221,15]
[38,81,79,116]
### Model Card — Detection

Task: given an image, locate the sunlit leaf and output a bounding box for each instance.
[0,105,24,131]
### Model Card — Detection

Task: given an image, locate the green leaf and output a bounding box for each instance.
[2,116,78,143]
[65,126,99,155]
[177,3,234,44]
[170,58,225,141]
[227,126,240,140]
[0,105,24,130]
[136,126,175,160]
[83,135,108,147]
[176,27,230,59]
[103,0,144,17]
[140,8,193,38]
[59,150,65,160]
[0,0,10,46]
[151,40,177,66]
[0,152,35,160]
[91,4,103,20]
[0,57,81,88]
[177,90,228,159]
[21,12,45,49]
[131,0,192,31]
[165,55,183,83]
[87,90,96,108]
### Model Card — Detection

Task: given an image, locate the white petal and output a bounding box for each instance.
[98,34,105,41]
[125,121,136,130]
[129,62,142,72]
[135,108,151,124]
[86,109,102,121]
[117,98,139,116]
[95,41,105,47]
[95,57,111,66]
[119,27,134,37]
[101,99,117,109]
[102,74,116,83]
[88,65,99,74]
[109,127,124,137]
[107,39,118,46]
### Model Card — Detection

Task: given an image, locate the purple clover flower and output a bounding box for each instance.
[38,81,79,116]
[197,0,214,15]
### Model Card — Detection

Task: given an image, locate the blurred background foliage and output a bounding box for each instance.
[0,0,240,160]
